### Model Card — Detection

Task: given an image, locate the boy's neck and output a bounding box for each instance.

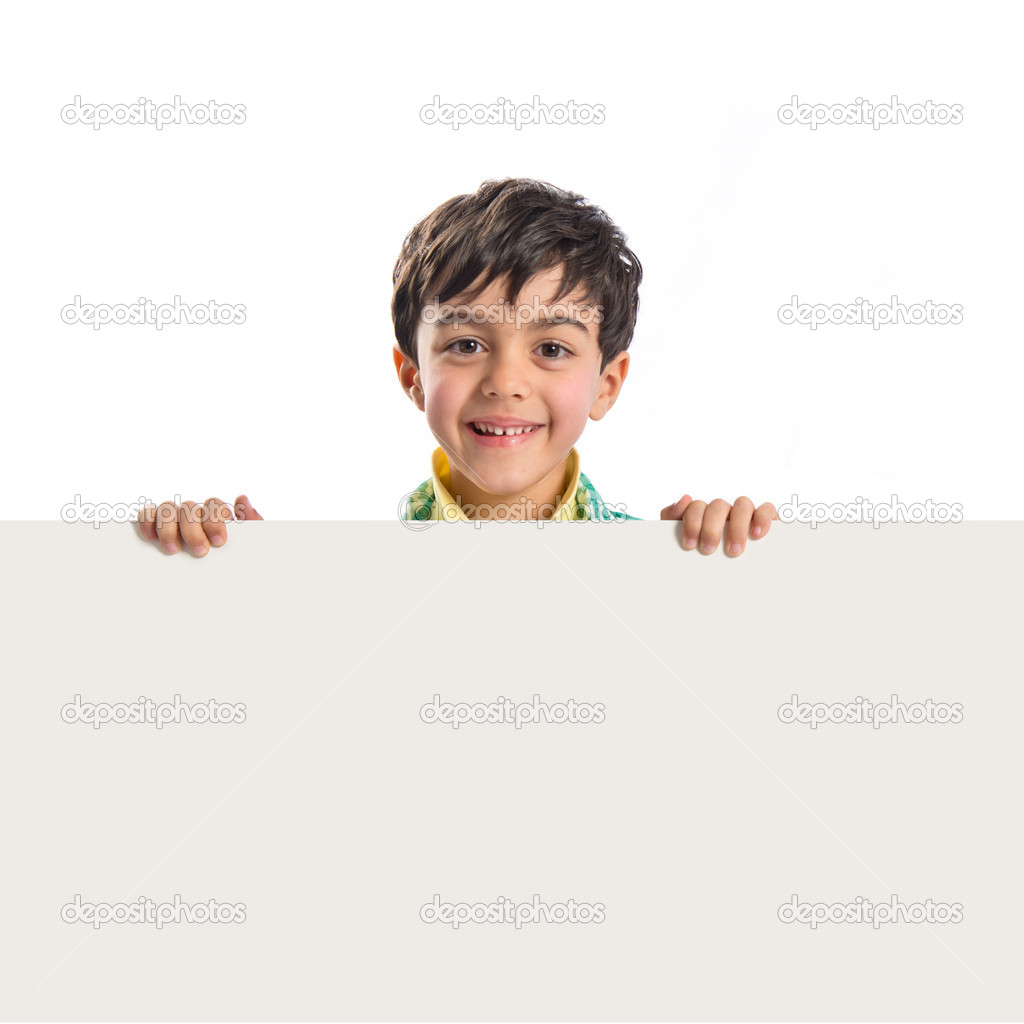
[447,454,571,521]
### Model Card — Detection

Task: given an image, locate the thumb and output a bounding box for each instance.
[660,494,693,521]
[234,494,263,521]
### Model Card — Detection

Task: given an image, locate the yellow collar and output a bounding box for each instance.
[429,446,582,521]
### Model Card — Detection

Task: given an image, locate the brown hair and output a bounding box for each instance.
[392,178,642,371]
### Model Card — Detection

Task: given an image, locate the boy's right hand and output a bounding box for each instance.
[136,495,262,556]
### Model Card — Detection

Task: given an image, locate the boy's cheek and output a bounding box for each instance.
[419,377,465,433]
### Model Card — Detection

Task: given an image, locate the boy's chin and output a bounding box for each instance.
[444,438,573,498]
[456,456,542,495]
[467,472,537,500]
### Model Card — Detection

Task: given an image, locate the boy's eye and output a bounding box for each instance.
[537,342,570,359]
[445,339,573,359]
[447,339,482,355]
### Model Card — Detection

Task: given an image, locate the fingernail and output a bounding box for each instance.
[210,535,225,547]
[729,542,741,555]
[191,545,208,557]
[752,526,763,538]
[163,542,180,554]
[684,538,697,550]
[702,542,715,554]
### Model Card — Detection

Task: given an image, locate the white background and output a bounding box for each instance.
[1,0,1020,520]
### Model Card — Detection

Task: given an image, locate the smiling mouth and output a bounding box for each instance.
[469,422,543,436]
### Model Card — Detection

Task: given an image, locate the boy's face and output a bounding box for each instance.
[393,265,629,505]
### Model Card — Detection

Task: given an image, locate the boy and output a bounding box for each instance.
[138,178,776,554]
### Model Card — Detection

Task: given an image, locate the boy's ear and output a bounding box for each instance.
[393,346,425,412]
[589,351,630,421]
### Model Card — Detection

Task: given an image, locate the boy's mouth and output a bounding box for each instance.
[465,419,545,447]
[468,419,543,436]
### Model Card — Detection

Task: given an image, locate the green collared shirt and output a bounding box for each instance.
[401,446,641,523]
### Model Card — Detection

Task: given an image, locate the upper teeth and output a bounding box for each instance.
[475,423,537,435]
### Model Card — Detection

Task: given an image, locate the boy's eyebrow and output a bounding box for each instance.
[523,316,593,337]
[430,314,595,339]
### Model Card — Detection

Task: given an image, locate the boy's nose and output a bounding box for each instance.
[481,353,532,399]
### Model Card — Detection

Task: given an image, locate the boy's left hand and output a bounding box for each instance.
[660,495,778,556]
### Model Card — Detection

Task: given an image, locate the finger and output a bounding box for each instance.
[750,502,779,539]
[137,503,158,541]
[698,498,732,554]
[660,494,693,521]
[203,497,233,548]
[234,494,263,522]
[154,501,181,554]
[178,501,211,557]
[680,500,707,550]
[725,496,755,556]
